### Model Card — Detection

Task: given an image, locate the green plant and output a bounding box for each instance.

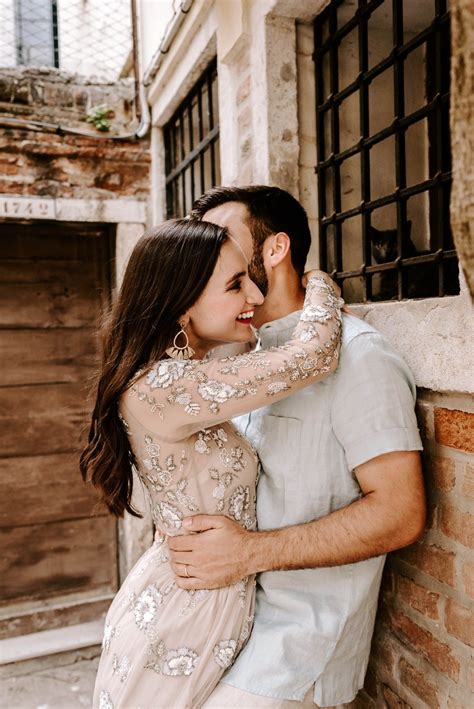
[86,104,115,132]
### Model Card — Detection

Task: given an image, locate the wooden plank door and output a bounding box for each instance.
[0,221,118,638]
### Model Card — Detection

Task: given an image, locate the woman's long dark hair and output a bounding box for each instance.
[80,219,229,517]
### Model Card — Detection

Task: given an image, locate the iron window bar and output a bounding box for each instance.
[164,59,219,219]
[314,0,459,302]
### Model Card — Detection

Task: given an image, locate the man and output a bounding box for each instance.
[169,186,425,707]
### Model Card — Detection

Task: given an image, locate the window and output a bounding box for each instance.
[14,0,59,68]
[314,0,458,302]
[164,59,220,219]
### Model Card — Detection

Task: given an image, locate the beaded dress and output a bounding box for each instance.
[93,278,342,709]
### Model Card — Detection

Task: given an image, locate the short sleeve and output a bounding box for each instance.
[331,333,423,470]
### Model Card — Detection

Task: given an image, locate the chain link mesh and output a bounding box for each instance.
[0,0,132,81]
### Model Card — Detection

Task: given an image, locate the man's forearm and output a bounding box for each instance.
[244,489,423,575]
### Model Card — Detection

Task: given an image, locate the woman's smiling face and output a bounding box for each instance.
[184,239,264,355]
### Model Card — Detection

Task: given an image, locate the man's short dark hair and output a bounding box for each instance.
[190,186,312,277]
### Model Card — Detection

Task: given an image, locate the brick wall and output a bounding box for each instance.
[352,391,474,708]
[0,68,150,200]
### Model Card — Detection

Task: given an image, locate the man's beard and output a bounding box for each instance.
[249,246,269,296]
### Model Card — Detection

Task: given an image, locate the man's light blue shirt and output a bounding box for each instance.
[223,313,423,706]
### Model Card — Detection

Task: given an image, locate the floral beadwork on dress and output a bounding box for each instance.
[213,639,237,669]
[112,654,131,683]
[129,581,175,632]
[210,468,237,512]
[179,589,210,617]
[144,638,200,677]
[129,385,165,418]
[194,427,228,454]
[102,623,119,654]
[99,690,114,709]
[142,434,176,491]
[234,577,249,608]
[129,536,169,580]
[163,647,200,676]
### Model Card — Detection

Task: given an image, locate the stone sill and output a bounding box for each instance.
[0,620,103,665]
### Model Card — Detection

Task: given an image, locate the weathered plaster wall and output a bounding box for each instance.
[352,291,474,395]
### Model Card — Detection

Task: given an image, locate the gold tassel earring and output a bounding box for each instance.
[165,325,195,360]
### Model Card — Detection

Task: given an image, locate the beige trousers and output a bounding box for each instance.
[202,683,338,709]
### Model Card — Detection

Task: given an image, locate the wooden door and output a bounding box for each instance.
[0,221,118,638]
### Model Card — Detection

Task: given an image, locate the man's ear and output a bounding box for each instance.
[267,232,291,268]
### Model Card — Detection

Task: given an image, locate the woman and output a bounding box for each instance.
[81,219,342,709]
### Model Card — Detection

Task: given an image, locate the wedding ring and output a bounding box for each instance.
[184,564,190,578]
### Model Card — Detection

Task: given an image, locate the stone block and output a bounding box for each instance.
[445,598,474,647]
[440,505,474,548]
[463,463,474,500]
[398,542,456,587]
[382,684,410,708]
[399,657,440,708]
[434,407,474,453]
[425,454,457,491]
[461,559,474,599]
[397,575,440,620]
[386,607,460,680]
[13,81,29,105]
[0,77,13,102]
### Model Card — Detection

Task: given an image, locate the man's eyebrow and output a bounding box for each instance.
[226,271,246,285]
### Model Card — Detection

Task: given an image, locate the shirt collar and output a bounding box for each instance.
[258,310,302,348]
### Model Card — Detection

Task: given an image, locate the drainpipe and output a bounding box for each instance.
[143,0,194,87]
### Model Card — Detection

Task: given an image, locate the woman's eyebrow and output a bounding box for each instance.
[226,271,246,285]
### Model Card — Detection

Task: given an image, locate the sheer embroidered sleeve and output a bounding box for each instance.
[122,277,342,439]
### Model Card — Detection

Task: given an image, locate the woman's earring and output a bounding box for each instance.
[165,326,195,360]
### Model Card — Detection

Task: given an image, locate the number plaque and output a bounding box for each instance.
[0,196,56,220]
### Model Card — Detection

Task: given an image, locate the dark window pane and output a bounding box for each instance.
[164,60,220,218]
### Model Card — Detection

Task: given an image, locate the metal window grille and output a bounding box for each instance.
[164,59,220,219]
[314,0,459,302]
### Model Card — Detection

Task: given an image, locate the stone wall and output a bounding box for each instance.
[0,68,150,200]
[351,393,474,709]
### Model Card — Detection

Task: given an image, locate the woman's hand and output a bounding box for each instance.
[302,269,342,298]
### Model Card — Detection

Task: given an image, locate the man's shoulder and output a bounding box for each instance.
[341,313,381,346]
[338,314,415,391]
[340,313,403,361]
